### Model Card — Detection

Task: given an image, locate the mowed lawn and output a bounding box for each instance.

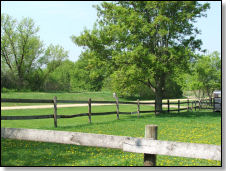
[1,102,221,166]
[1,91,129,107]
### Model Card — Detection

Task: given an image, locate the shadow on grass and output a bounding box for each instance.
[55,110,220,131]
[57,116,137,130]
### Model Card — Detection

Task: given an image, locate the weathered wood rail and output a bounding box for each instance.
[1,97,221,127]
[1,126,221,166]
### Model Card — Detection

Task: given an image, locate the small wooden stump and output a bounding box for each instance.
[144,125,158,166]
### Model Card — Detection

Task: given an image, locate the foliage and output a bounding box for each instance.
[164,77,183,99]
[43,60,74,91]
[25,68,46,91]
[1,70,17,89]
[183,52,221,99]
[70,51,105,92]
[39,44,69,72]
[72,1,210,112]
[1,14,44,89]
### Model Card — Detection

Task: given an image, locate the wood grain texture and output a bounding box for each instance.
[123,139,221,161]
[1,127,221,161]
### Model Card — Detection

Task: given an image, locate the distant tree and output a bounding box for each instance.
[186,51,221,99]
[72,1,210,112]
[1,14,44,88]
[43,60,74,91]
[39,44,69,72]
[70,50,105,92]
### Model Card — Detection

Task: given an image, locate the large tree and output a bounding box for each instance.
[1,14,44,88]
[72,1,210,112]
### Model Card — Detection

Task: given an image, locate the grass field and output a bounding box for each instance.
[1,91,191,107]
[1,101,221,166]
[1,91,128,107]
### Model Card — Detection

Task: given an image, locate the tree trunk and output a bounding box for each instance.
[154,74,165,114]
[155,85,163,114]
[144,75,165,114]
[17,71,25,89]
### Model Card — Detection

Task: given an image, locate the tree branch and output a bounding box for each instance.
[19,33,29,73]
[137,79,156,93]
[148,79,156,92]
[4,29,19,69]
[1,48,13,71]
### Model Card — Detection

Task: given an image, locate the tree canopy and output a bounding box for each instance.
[72,1,210,112]
[1,14,70,91]
[185,51,221,99]
[1,14,43,88]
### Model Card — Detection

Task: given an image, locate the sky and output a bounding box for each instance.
[1,1,221,62]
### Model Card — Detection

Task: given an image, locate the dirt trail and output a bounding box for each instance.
[1,103,114,110]
[1,99,197,110]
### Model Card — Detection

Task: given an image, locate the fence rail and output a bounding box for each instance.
[1,97,221,127]
[1,126,221,165]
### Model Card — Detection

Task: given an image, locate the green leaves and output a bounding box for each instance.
[1,14,72,91]
[1,13,44,89]
[71,1,211,100]
[182,52,221,98]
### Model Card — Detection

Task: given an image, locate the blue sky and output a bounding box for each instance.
[1,1,221,62]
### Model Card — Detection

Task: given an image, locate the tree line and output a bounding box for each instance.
[1,2,221,112]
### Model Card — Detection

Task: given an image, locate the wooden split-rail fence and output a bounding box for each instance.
[1,97,220,128]
[1,125,221,166]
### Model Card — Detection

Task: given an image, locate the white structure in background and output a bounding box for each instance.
[213,90,221,112]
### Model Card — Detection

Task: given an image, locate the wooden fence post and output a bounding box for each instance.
[154,102,156,115]
[144,125,158,166]
[187,99,189,112]
[213,98,215,112]
[53,96,57,128]
[167,99,170,113]
[88,98,92,123]
[113,93,119,120]
[137,99,140,118]
[195,101,196,111]
[178,100,180,113]
[199,100,201,110]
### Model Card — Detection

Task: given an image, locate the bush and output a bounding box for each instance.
[42,60,74,92]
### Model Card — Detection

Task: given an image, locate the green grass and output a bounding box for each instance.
[1,91,129,107]
[1,91,192,107]
[1,103,221,166]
